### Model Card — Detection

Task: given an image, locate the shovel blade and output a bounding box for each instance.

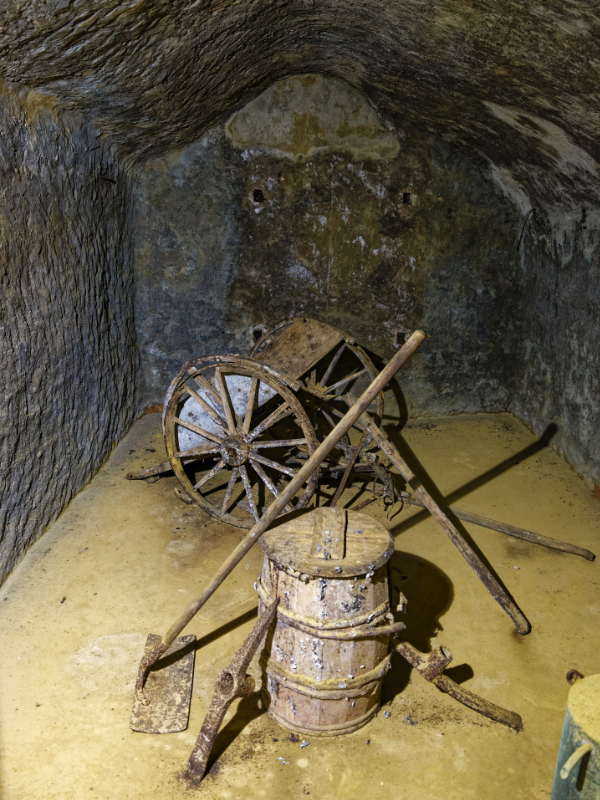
[130,633,196,734]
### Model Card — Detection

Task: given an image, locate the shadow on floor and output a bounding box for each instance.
[206,691,265,772]
[382,551,454,704]
[388,421,558,517]
[194,606,258,652]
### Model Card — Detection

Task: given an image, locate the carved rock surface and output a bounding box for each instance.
[0,91,140,583]
[1,0,599,211]
[1,1,600,582]
[134,77,523,416]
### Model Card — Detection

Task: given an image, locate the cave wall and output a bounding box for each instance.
[134,75,523,416]
[1,0,600,586]
[512,209,600,487]
[0,88,140,583]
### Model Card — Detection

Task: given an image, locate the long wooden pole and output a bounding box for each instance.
[135,330,426,693]
[350,403,531,635]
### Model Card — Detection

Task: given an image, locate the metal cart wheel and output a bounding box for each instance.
[163,355,319,529]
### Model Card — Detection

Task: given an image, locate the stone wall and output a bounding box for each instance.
[134,76,523,418]
[0,89,140,583]
[512,209,600,487]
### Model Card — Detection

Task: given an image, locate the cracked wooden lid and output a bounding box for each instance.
[259,507,394,577]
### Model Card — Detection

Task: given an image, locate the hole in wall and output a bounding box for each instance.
[251,325,267,342]
[395,331,406,347]
[253,188,265,203]
[402,192,412,205]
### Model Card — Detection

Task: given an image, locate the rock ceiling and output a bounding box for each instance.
[1,1,599,205]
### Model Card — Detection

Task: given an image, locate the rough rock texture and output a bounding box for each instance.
[1,0,600,580]
[134,76,523,417]
[513,211,600,486]
[1,0,599,213]
[0,89,140,583]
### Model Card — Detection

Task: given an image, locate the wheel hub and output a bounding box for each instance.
[220,436,249,466]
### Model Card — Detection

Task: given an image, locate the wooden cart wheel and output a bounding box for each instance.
[162,356,319,529]
[251,320,384,458]
[300,342,385,475]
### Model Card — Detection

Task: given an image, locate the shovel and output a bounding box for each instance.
[130,330,426,732]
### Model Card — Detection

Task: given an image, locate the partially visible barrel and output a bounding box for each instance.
[256,507,403,736]
[550,673,600,799]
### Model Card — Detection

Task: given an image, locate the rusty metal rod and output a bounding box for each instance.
[395,640,523,731]
[351,494,380,511]
[356,481,595,562]
[127,460,172,480]
[126,451,219,480]
[134,330,426,694]
[347,403,531,635]
[395,491,595,561]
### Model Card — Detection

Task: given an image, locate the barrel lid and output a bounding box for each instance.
[569,673,600,743]
[259,507,394,578]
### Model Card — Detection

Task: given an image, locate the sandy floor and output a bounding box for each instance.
[1,412,599,800]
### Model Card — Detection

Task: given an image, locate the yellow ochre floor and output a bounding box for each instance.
[1,413,599,799]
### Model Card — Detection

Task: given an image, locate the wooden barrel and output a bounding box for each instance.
[550,673,600,799]
[256,507,403,736]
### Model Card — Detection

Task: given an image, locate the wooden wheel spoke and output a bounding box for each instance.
[215,369,237,434]
[238,464,259,522]
[250,460,294,513]
[250,452,297,479]
[325,367,367,393]
[322,404,366,434]
[247,402,293,442]
[185,382,228,432]
[221,467,240,514]
[174,417,223,444]
[319,407,351,448]
[190,369,223,408]
[251,438,306,450]
[242,377,259,435]
[193,457,227,490]
[321,343,346,386]
[172,444,221,458]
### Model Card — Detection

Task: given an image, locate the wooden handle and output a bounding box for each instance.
[350,405,531,635]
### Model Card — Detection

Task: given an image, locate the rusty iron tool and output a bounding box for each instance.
[344,398,531,636]
[352,481,594,562]
[133,330,426,706]
[394,639,523,731]
[186,599,279,784]
[130,634,196,733]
